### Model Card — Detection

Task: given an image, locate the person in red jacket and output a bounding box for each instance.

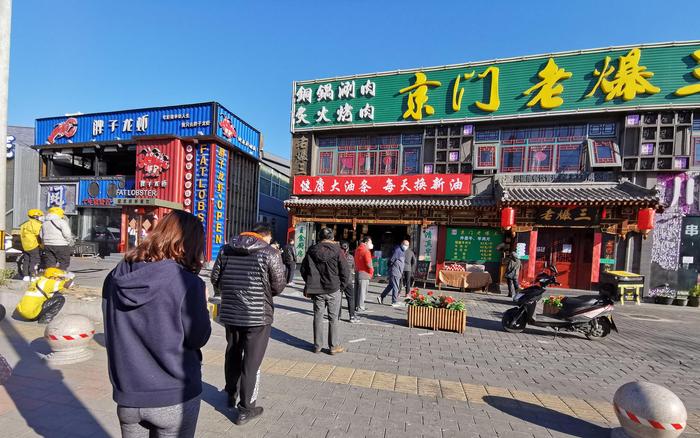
[354,236,374,312]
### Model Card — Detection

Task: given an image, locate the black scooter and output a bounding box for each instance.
[501,266,618,340]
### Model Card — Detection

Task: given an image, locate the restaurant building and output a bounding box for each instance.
[258,151,291,243]
[34,102,261,260]
[287,41,700,292]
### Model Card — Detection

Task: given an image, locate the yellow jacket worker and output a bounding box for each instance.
[16,268,73,323]
[19,209,44,277]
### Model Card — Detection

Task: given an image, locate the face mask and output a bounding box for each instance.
[367,242,374,250]
[401,245,408,251]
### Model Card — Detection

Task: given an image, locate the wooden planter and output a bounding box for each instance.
[543,303,561,316]
[407,306,466,334]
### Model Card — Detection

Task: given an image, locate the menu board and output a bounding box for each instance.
[445,227,502,262]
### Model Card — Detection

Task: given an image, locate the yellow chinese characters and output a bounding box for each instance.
[675,49,700,96]
[399,72,442,120]
[451,67,501,113]
[586,48,660,101]
[523,58,572,109]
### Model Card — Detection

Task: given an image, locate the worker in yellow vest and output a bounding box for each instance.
[16,268,74,324]
[20,209,44,278]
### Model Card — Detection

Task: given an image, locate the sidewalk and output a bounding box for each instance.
[1,278,699,437]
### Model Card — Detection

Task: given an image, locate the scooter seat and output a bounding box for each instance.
[562,295,600,310]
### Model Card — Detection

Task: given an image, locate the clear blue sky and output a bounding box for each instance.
[8,0,700,159]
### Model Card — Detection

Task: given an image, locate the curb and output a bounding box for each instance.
[0,287,103,323]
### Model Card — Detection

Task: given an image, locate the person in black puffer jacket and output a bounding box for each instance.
[210,222,286,425]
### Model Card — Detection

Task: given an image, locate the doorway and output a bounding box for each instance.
[125,208,157,252]
[534,228,593,290]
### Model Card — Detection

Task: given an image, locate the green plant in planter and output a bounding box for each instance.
[689,285,700,308]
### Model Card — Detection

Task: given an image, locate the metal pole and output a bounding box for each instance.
[0,0,12,271]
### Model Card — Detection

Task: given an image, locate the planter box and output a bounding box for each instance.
[543,303,561,316]
[407,306,466,334]
[689,296,700,308]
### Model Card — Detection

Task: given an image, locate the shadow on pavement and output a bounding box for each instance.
[468,315,586,340]
[273,302,313,317]
[0,320,111,437]
[200,381,236,422]
[271,326,314,351]
[484,396,609,437]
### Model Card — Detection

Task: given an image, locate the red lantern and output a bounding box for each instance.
[501,207,516,229]
[601,208,607,219]
[637,208,655,233]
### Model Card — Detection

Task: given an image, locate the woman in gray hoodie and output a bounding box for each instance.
[40,207,74,270]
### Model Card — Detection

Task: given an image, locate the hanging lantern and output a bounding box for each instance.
[501,207,516,229]
[601,208,607,220]
[637,208,655,235]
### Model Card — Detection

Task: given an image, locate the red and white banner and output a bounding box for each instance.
[293,174,472,196]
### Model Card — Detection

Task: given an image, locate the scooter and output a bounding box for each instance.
[501,266,618,340]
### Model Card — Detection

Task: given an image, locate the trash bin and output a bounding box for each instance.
[599,270,644,305]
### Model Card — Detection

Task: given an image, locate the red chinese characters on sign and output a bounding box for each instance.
[292,174,472,196]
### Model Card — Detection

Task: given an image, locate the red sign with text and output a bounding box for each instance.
[293,174,472,196]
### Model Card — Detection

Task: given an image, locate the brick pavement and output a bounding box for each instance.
[0,281,699,437]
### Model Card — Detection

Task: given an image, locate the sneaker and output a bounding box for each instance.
[376,297,383,305]
[358,307,367,312]
[287,282,294,286]
[235,406,264,425]
[329,346,345,355]
[313,346,322,354]
[350,317,361,323]
[391,302,404,308]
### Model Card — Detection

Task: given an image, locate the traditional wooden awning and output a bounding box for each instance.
[496,180,659,207]
[284,196,496,210]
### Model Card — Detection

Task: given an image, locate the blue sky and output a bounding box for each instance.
[8,0,700,158]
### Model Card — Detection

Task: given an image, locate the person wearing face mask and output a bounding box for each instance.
[354,236,374,312]
[20,209,44,279]
[210,223,286,425]
[401,240,417,297]
[379,240,406,307]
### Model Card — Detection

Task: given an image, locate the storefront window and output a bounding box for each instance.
[588,122,617,137]
[475,144,497,169]
[337,152,355,175]
[318,151,333,175]
[693,137,700,167]
[557,144,583,172]
[592,140,617,164]
[527,145,553,172]
[357,151,377,175]
[500,146,525,173]
[402,148,420,174]
[378,150,399,175]
[78,208,122,257]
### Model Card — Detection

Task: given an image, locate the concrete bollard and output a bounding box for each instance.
[611,382,686,438]
[44,314,95,366]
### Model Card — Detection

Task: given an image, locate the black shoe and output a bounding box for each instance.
[235,406,263,425]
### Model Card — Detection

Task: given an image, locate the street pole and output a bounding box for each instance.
[0,0,11,270]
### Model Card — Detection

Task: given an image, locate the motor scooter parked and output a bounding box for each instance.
[501,266,618,340]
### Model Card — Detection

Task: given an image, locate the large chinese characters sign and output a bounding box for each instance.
[293,174,471,196]
[292,43,700,131]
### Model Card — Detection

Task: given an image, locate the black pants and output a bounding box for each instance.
[225,324,271,410]
[21,248,42,277]
[44,245,72,271]
[37,294,65,323]
[339,284,355,320]
[284,262,296,284]
[506,278,519,296]
[402,271,413,296]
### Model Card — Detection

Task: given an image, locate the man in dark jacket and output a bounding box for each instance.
[339,241,359,323]
[211,223,286,425]
[402,240,417,297]
[504,252,522,298]
[379,243,405,306]
[301,227,349,355]
[282,237,296,286]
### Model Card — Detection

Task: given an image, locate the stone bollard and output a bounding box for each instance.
[44,314,95,366]
[611,382,686,438]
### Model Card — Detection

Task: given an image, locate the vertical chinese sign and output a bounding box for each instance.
[210,146,229,259]
[419,226,438,262]
[194,145,211,243]
[295,223,307,263]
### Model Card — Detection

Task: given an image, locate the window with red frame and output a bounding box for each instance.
[693,137,700,167]
[592,140,616,164]
[378,150,399,175]
[337,152,355,175]
[557,144,583,172]
[475,144,497,169]
[357,151,377,175]
[318,151,334,175]
[500,146,525,172]
[527,145,554,172]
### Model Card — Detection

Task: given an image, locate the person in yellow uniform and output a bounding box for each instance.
[16,268,74,324]
[20,209,44,278]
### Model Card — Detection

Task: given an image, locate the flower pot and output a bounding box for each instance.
[407,306,467,333]
[654,296,674,305]
[688,296,700,307]
[673,298,688,306]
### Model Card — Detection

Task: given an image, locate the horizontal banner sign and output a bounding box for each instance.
[292,42,700,131]
[293,174,471,196]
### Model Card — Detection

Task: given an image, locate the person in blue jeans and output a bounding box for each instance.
[378,241,407,307]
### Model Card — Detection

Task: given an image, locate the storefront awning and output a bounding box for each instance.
[496,180,659,207]
[284,196,496,210]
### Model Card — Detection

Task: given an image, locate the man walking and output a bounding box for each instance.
[401,240,417,297]
[504,252,522,298]
[19,209,44,279]
[301,227,349,355]
[282,237,297,286]
[40,207,74,270]
[211,223,286,425]
[378,241,405,307]
[354,236,373,312]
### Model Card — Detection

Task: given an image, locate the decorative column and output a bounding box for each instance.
[527,229,538,281]
[591,231,602,284]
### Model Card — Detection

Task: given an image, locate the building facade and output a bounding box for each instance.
[34,102,261,260]
[6,126,39,230]
[258,151,290,243]
[287,41,700,293]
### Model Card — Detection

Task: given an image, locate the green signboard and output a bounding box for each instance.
[292,42,700,131]
[445,227,502,263]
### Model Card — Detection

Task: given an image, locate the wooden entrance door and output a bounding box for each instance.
[534,229,590,289]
